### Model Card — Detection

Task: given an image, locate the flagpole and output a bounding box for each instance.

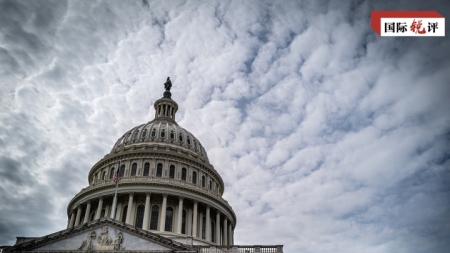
[110,160,120,219]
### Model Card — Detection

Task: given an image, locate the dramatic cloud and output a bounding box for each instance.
[1,0,449,252]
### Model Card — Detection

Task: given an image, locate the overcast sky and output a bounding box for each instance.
[1,0,449,252]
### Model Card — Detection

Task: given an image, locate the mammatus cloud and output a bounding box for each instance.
[1,0,449,252]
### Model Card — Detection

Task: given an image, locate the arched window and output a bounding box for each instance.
[133,131,139,139]
[119,165,125,177]
[156,163,162,177]
[142,129,147,138]
[121,205,128,222]
[169,165,175,179]
[202,176,206,187]
[150,205,159,230]
[131,163,137,176]
[143,163,150,176]
[126,134,131,142]
[109,167,115,179]
[187,138,191,145]
[151,129,156,137]
[211,221,215,242]
[165,207,173,231]
[135,205,145,228]
[181,168,187,181]
[179,134,183,142]
[182,210,186,234]
[170,131,175,140]
[202,216,206,239]
[161,130,165,138]
[192,171,197,184]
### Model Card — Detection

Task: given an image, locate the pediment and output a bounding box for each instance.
[5,218,194,252]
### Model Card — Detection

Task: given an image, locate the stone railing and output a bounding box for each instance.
[197,245,283,253]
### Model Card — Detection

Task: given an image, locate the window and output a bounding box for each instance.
[179,134,183,142]
[135,205,145,228]
[181,168,187,181]
[150,205,159,230]
[126,134,131,142]
[194,140,197,148]
[142,129,147,138]
[187,138,191,145]
[202,176,206,187]
[165,207,173,231]
[133,131,139,139]
[161,130,165,138]
[169,165,175,179]
[151,129,156,137]
[209,180,212,190]
[119,165,125,177]
[121,205,128,222]
[170,131,175,140]
[192,171,197,184]
[109,168,115,179]
[156,163,162,177]
[182,210,186,234]
[102,171,106,180]
[144,163,150,176]
[131,163,137,176]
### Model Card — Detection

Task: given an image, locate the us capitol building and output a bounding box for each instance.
[3,78,283,253]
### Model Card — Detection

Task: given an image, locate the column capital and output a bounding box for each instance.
[146,192,151,197]
[129,192,134,196]
[178,196,184,200]
[162,193,168,198]
[193,200,198,204]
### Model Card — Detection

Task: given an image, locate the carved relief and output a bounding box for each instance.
[77,227,124,251]
[97,226,112,245]
[78,231,96,250]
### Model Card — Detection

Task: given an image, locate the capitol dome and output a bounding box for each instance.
[66,78,236,246]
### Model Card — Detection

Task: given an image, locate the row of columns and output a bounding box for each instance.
[67,193,234,246]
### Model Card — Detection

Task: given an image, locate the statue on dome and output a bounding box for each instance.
[163,77,172,98]
[164,77,172,91]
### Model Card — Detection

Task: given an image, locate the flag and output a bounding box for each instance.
[113,168,120,186]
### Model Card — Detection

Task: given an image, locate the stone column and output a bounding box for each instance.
[187,207,193,236]
[223,218,228,246]
[215,211,221,245]
[83,201,91,224]
[176,197,184,234]
[68,211,75,228]
[159,194,168,231]
[116,202,122,220]
[106,204,112,218]
[74,206,82,226]
[192,201,198,237]
[125,193,134,224]
[142,193,151,230]
[199,213,203,238]
[206,205,211,241]
[94,197,104,220]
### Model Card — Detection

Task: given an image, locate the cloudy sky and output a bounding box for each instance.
[1,0,449,252]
